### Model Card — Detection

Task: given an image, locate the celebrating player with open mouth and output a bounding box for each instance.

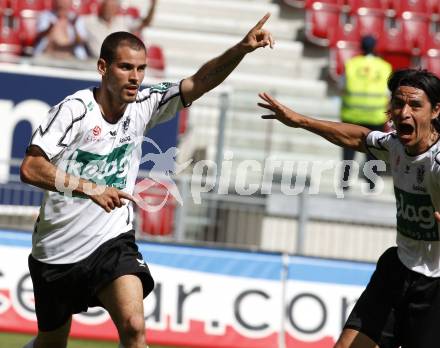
[259,69,440,348]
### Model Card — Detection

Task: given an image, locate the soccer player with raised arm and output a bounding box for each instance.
[258,69,440,348]
[20,14,274,348]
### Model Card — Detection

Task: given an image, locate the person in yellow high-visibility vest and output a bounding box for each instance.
[341,35,392,191]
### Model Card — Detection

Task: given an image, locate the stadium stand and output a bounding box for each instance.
[1,0,418,260]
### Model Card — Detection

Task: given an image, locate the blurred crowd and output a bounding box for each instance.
[0,0,157,61]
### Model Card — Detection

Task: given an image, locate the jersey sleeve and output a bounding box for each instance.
[137,81,190,133]
[365,130,394,163]
[30,99,86,160]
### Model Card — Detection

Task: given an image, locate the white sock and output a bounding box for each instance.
[22,337,36,348]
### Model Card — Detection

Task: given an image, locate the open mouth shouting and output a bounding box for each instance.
[396,122,415,144]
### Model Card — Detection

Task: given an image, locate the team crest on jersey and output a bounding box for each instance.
[122,116,131,133]
[417,165,425,184]
[412,165,427,192]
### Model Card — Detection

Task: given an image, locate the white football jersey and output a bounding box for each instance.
[30,83,186,264]
[367,130,440,277]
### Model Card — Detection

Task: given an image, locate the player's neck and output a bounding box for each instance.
[94,87,126,123]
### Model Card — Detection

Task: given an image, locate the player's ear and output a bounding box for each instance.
[97,58,108,76]
[432,102,440,119]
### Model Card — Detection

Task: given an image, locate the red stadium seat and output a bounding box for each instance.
[0,0,9,11]
[377,26,412,69]
[355,7,386,38]
[16,9,38,54]
[427,32,440,51]
[423,49,440,78]
[329,20,359,47]
[147,44,165,71]
[346,0,389,13]
[136,179,176,237]
[9,0,49,12]
[427,0,440,18]
[0,27,22,57]
[391,0,429,16]
[305,0,346,8]
[305,2,342,46]
[400,12,430,55]
[329,40,361,80]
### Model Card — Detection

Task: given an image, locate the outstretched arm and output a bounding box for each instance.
[181,13,274,104]
[20,146,135,213]
[258,92,371,153]
[137,0,157,30]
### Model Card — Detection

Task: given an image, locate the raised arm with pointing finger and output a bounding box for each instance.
[181,13,274,104]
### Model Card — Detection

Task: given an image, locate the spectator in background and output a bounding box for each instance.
[340,35,392,191]
[33,0,88,60]
[84,0,157,58]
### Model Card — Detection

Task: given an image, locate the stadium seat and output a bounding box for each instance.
[0,0,9,11]
[9,0,49,12]
[329,40,361,80]
[305,2,342,46]
[391,0,429,16]
[0,27,22,57]
[16,9,38,55]
[423,49,440,78]
[400,12,430,55]
[147,44,165,71]
[329,20,359,47]
[346,0,389,13]
[305,0,346,8]
[136,179,175,236]
[427,32,440,50]
[377,26,412,69]
[355,7,386,38]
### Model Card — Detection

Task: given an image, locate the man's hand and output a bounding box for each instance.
[90,187,136,213]
[258,92,302,128]
[239,13,274,53]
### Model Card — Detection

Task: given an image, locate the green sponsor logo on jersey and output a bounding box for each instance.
[66,143,134,190]
[394,186,438,241]
[87,101,94,111]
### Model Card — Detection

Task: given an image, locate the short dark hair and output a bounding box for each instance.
[388,68,440,130]
[361,35,376,55]
[99,31,146,64]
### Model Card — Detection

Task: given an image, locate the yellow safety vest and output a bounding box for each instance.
[341,55,392,125]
